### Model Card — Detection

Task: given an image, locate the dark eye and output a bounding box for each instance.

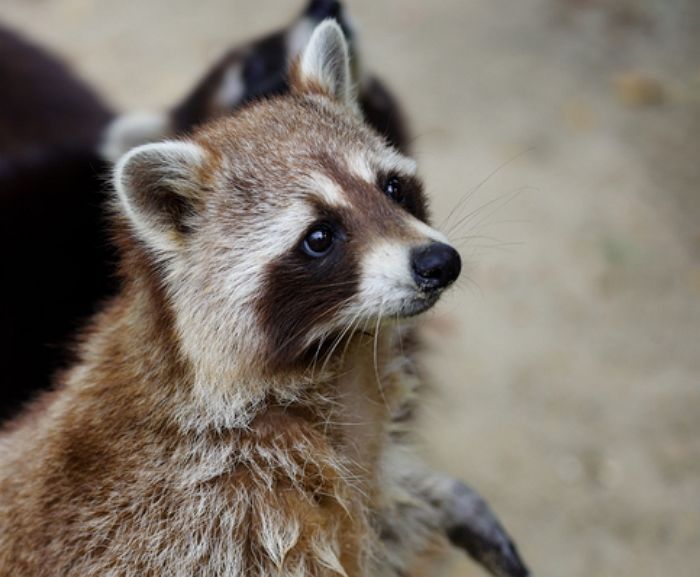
[302,224,334,257]
[384,175,405,204]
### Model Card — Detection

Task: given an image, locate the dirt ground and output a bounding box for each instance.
[1,1,698,576]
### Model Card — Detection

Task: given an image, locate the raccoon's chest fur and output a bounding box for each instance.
[0,332,400,577]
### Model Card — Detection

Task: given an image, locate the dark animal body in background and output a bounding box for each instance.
[0,24,115,421]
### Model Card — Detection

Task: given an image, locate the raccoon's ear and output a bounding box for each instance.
[114,140,205,253]
[292,19,357,109]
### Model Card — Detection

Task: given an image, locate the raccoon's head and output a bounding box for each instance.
[114,21,460,391]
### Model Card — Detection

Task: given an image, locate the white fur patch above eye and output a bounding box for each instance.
[306,171,350,208]
[345,151,375,183]
[345,150,418,185]
[378,150,418,178]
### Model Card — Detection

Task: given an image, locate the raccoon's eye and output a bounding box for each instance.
[302,224,334,257]
[383,175,405,204]
[381,173,428,221]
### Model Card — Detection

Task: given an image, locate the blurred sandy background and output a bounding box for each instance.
[1,1,698,576]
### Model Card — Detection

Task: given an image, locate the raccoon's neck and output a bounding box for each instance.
[75,277,394,435]
[321,332,394,479]
[171,328,396,439]
[76,289,390,490]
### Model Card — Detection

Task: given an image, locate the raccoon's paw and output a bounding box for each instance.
[443,480,531,577]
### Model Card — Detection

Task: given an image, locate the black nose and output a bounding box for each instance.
[411,242,461,291]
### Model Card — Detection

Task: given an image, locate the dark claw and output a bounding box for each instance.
[444,481,531,577]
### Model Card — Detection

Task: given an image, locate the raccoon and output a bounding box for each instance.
[0,0,406,422]
[1,3,529,574]
[0,21,527,577]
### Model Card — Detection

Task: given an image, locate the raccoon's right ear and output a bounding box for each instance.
[292,19,358,111]
[114,141,206,254]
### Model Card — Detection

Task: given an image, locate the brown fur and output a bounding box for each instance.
[0,247,386,574]
[0,23,444,576]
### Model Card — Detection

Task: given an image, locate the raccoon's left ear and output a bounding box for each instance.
[114,140,206,254]
[292,19,358,111]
